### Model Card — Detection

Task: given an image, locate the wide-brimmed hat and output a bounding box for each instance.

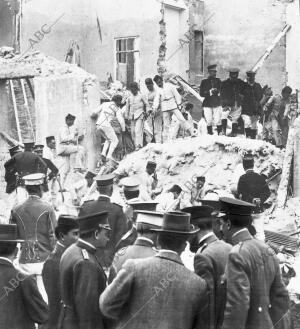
[151,211,199,235]
[0,224,24,242]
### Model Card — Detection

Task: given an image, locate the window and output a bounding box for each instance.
[115,37,139,87]
[189,30,204,83]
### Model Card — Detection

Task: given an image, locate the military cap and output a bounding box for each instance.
[57,214,79,230]
[196,176,205,182]
[121,177,140,192]
[181,206,215,226]
[0,224,24,242]
[145,78,154,85]
[9,145,22,157]
[246,70,256,77]
[219,197,255,216]
[128,201,158,211]
[23,173,45,185]
[207,64,217,71]
[200,199,221,211]
[23,139,35,149]
[78,211,109,234]
[94,173,114,186]
[136,210,164,228]
[34,144,44,150]
[85,171,97,180]
[229,68,240,73]
[66,113,76,120]
[46,136,55,143]
[146,160,157,169]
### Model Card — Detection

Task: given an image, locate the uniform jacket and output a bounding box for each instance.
[154,82,182,112]
[0,258,49,329]
[42,242,66,329]
[4,151,47,193]
[220,78,246,107]
[10,195,57,263]
[237,169,271,204]
[100,250,208,329]
[109,237,157,283]
[222,229,290,329]
[79,195,127,266]
[241,82,263,116]
[200,77,222,108]
[59,239,107,329]
[194,233,232,329]
[114,225,138,252]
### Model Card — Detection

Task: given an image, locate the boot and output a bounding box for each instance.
[217,125,222,135]
[251,129,257,139]
[221,119,227,135]
[228,123,238,137]
[207,126,213,135]
[245,128,252,138]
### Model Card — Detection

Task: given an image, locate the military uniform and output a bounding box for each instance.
[79,195,127,266]
[222,228,290,329]
[59,239,107,329]
[194,233,231,329]
[200,65,222,135]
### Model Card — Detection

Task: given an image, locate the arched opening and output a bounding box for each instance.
[0,1,14,47]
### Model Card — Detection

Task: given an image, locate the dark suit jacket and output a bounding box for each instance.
[59,239,107,329]
[10,196,57,263]
[241,82,263,116]
[237,169,271,204]
[42,242,66,329]
[79,195,127,266]
[200,77,221,108]
[194,233,232,329]
[0,258,49,329]
[100,250,208,329]
[4,151,47,193]
[222,229,290,329]
[220,78,246,107]
[109,237,157,283]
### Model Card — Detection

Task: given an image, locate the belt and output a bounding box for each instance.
[60,142,75,145]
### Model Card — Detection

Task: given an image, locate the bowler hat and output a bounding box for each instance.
[0,224,24,242]
[151,211,199,235]
[78,211,109,234]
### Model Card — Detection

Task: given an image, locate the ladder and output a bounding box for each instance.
[8,78,35,143]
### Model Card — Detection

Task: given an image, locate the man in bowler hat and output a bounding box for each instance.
[42,215,79,329]
[219,197,290,329]
[59,212,111,329]
[100,211,208,329]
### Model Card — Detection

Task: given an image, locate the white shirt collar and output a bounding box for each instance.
[245,168,254,173]
[159,249,178,255]
[232,228,248,239]
[199,232,214,245]
[137,237,154,245]
[57,241,65,248]
[0,257,13,265]
[78,238,96,250]
[98,194,111,201]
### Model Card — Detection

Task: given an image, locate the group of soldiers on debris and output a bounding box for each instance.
[0,129,295,329]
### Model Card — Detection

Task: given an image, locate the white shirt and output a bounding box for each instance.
[58,124,78,144]
[154,82,182,112]
[94,102,125,130]
[155,192,178,212]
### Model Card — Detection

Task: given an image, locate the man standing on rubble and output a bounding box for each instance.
[57,113,85,188]
[220,68,246,136]
[144,78,163,143]
[263,86,292,148]
[241,71,263,139]
[200,64,222,135]
[153,74,185,142]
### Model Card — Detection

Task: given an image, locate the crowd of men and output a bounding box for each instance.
[0,131,295,329]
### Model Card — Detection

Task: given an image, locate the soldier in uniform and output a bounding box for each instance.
[219,197,290,329]
[78,174,127,267]
[182,205,232,329]
[4,141,47,208]
[42,215,79,329]
[0,224,49,329]
[200,64,222,135]
[241,71,263,139]
[109,210,163,282]
[115,200,158,251]
[220,68,246,136]
[10,173,57,302]
[69,171,97,206]
[59,212,111,329]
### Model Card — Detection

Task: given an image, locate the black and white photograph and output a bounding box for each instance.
[0,0,300,328]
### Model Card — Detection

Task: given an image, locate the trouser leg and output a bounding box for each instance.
[271,118,283,147]
[134,117,144,148]
[242,114,252,138]
[250,115,259,139]
[203,107,213,134]
[162,111,172,142]
[154,114,163,143]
